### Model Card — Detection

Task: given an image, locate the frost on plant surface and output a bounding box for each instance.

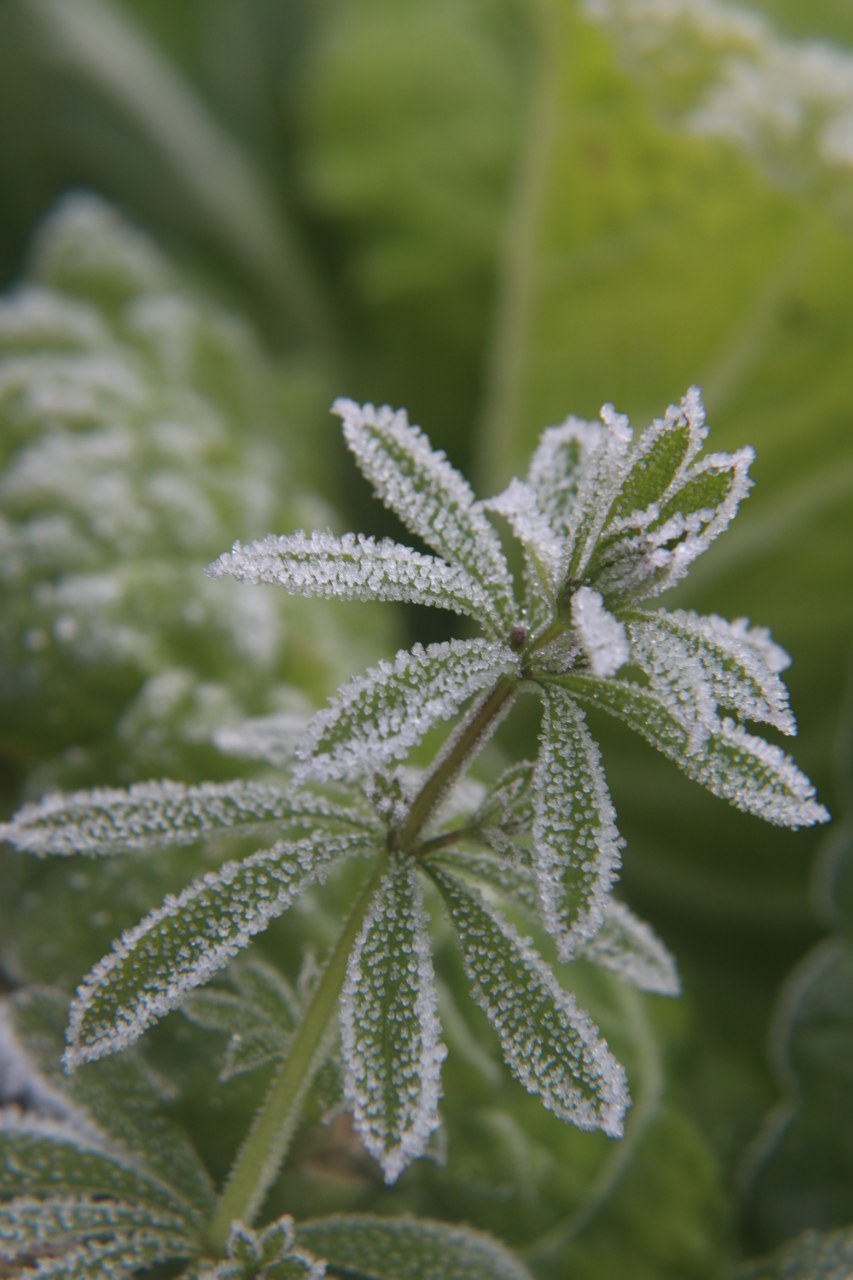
[2,385,828,1208]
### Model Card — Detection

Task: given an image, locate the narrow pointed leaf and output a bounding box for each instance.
[564,404,634,579]
[333,399,516,629]
[561,673,829,829]
[65,829,373,1067]
[609,386,707,521]
[8,989,215,1221]
[627,609,796,734]
[207,530,504,635]
[735,1226,853,1280]
[295,639,518,784]
[0,779,360,858]
[480,478,564,620]
[525,415,602,535]
[0,1113,194,1220]
[298,1213,535,1280]
[576,901,680,996]
[340,857,445,1183]
[0,1196,197,1263]
[430,867,629,1135]
[533,684,623,957]
[8,1231,193,1279]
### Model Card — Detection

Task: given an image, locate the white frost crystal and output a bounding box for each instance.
[572,587,630,678]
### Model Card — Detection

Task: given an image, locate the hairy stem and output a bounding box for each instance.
[206,859,386,1252]
[398,676,518,851]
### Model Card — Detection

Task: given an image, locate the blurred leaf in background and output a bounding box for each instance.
[0,1,852,1277]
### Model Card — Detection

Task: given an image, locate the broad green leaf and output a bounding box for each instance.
[532,684,623,957]
[340,857,445,1182]
[7,988,214,1221]
[735,1225,853,1280]
[334,398,517,630]
[65,830,374,1067]
[6,1229,193,1279]
[298,1213,534,1280]
[430,866,629,1136]
[207,530,502,634]
[0,780,363,858]
[295,639,518,784]
[0,1195,195,1263]
[0,1114,189,1218]
[561,673,828,829]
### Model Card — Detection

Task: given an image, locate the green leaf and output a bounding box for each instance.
[561,673,828,829]
[429,865,629,1136]
[295,639,518,784]
[735,1225,853,1280]
[334,398,517,631]
[207,530,500,632]
[340,856,445,1183]
[6,1229,194,1279]
[532,684,622,957]
[0,1114,190,1219]
[0,1195,195,1264]
[64,829,374,1067]
[7,988,214,1222]
[297,1213,534,1280]
[609,389,706,522]
[0,780,362,858]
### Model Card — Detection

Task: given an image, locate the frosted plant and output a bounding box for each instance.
[2,388,827,1253]
[584,0,853,183]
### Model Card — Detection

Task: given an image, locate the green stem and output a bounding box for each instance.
[206,859,386,1252]
[397,676,518,851]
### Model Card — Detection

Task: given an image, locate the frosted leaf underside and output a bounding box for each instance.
[207,530,504,635]
[65,830,373,1068]
[298,1213,535,1280]
[340,858,445,1183]
[563,674,829,828]
[333,399,516,628]
[533,685,623,958]
[296,639,518,783]
[430,868,628,1136]
[0,779,346,857]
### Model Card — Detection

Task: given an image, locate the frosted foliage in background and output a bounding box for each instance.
[584,0,853,183]
[0,194,386,775]
[340,859,445,1182]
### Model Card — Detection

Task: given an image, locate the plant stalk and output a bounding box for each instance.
[206,859,386,1252]
[398,676,517,851]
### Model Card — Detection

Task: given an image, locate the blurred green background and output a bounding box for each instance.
[1,1,852,1276]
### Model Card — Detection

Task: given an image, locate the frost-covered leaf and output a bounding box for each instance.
[532,684,623,958]
[297,1213,534,1280]
[333,399,516,630]
[480,478,564,619]
[474,760,536,857]
[4,1230,194,1279]
[430,867,629,1136]
[207,530,501,634]
[181,957,301,1081]
[561,673,829,829]
[576,900,680,996]
[0,1112,193,1219]
[608,386,708,522]
[563,404,634,580]
[6,989,214,1222]
[340,857,445,1183]
[214,706,314,768]
[735,1225,853,1280]
[64,829,374,1068]
[627,609,795,735]
[570,586,629,679]
[0,1195,196,1264]
[295,639,518,784]
[0,780,364,858]
[525,414,602,536]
